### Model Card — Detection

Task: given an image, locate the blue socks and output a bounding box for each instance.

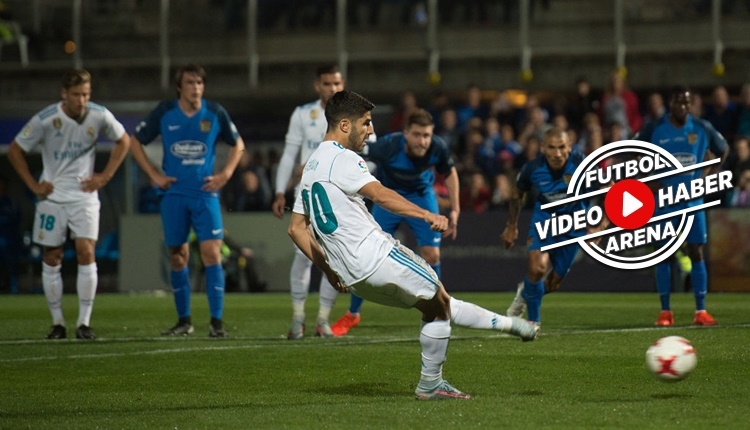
[521,277,545,323]
[655,262,672,311]
[691,260,707,311]
[431,263,441,279]
[349,294,364,315]
[205,264,225,320]
[171,268,191,319]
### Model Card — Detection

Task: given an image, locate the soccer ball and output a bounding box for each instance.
[645,336,697,382]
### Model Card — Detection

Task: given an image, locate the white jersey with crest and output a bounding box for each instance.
[14,102,126,204]
[277,99,376,195]
[293,141,394,286]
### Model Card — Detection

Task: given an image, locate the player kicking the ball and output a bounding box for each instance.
[288,90,539,400]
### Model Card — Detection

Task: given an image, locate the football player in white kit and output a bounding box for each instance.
[273,64,374,339]
[7,69,130,340]
[289,90,539,400]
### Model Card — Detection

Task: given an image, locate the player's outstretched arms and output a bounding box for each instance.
[360,181,447,231]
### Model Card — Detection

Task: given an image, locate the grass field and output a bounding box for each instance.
[1,291,749,430]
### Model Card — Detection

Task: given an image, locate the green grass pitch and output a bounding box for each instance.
[1,291,749,429]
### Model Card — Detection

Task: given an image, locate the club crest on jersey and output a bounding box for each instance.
[357,159,369,173]
[200,120,211,132]
[310,109,319,120]
[53,118,62,130]
[687,133,698,144]
[563,174,572,185]
[86,126,96,138]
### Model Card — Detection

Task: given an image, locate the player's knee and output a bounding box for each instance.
[688,245,703,262]
[420,247,440,266]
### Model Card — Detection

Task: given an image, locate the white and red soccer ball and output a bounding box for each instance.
[646,336,697,381]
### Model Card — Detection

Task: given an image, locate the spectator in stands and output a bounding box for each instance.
[690,92,705,118]
[599,70,642,138]
[388,89,419,133]
[566,76,600,133]
[736,83,750,138]
[222,150,272,212]
[704,85,739,142]
[644,92,666,124]
[456,84,489,133]
[724,166,750,208]
[518,105,551,145]
[436,107,461,154]
[724,136,750,184]
[460,169,492,213]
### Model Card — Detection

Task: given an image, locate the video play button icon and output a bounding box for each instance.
[622,191,643,217]
[604,179,655,230]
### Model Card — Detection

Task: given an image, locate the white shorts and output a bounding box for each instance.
[33,199,100,247]
[349,242,440,309]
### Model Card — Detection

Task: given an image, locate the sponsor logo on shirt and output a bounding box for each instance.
[171,140,208,165]
[168,125,180,131]
[357,159,369,173]
[22,124,32,137]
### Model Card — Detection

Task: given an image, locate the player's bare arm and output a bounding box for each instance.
[129,135,177,190]
[502,187,525,249]
[359,181,448,232]
[203,137,245,192]
[287,212,347,292]
[7,141,54,198]
[81,134,131,192]
[443,166,461,239]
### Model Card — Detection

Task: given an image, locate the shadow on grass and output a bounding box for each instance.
[313,382,403,397]
[650,393,694,400]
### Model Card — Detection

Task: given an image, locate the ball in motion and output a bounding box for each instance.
[645,336,697,382]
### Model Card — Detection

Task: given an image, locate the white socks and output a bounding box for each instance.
[290,249,340,324]
[76,263,98,327]
[42,263,64,326]
[450,297,512,332]
[419,319,451,389]
[317,276,338,323]
[290,250,312,312]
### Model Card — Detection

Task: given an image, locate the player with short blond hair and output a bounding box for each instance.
[8,69,130,340]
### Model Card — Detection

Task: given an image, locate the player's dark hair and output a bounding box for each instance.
[61,69,91,90]
[325,90,375,132]
[316,64,340,79]
[670,85,691,99]
[174,64,207,96]
[406,108,434,128]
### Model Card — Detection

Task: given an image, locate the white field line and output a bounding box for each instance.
[1,324,748,363]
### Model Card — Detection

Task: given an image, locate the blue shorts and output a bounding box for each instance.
[528,210,583,278]
[653,206,707,245]
[372,191,441,248]
[160,194,224,247]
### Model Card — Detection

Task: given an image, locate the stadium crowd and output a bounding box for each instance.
[214,75,750,216]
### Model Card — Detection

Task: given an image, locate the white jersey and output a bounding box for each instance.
[14,102,126,204]
[276,99,375,194]
[293,141,394,286]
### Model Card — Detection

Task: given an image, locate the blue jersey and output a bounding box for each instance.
[134,99,240,198]
[636,114,727,204]
[517,150,587,216]
[365,133,454,195]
